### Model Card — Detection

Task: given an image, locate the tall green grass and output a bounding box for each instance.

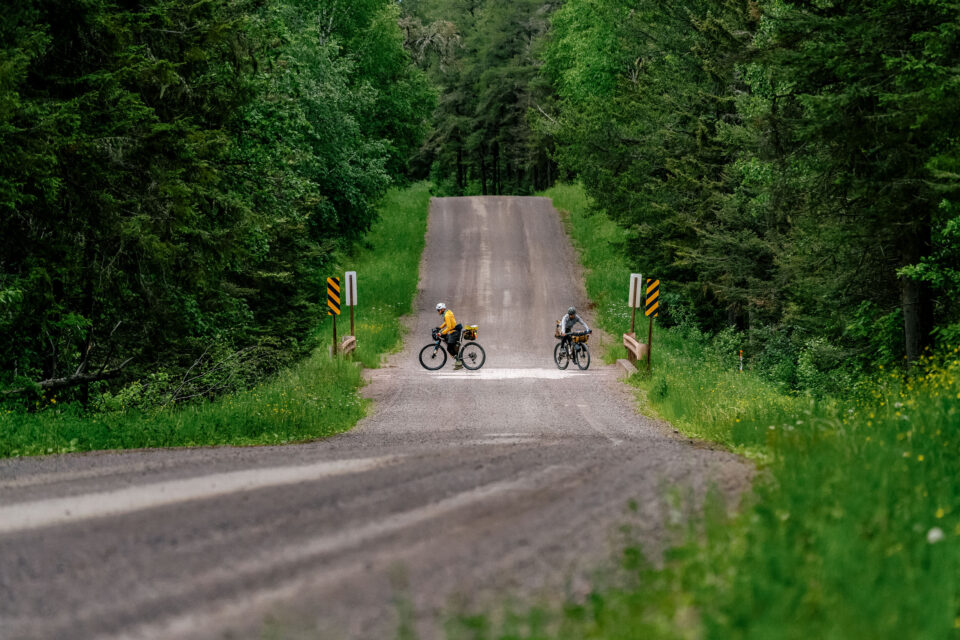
[458,183,960,639]
[0,182,432,458]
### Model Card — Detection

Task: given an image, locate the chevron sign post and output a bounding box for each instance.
[327,277,341,355]
[644,279,660,318]
[644,278,660,370]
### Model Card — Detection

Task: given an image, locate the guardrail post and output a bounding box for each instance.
[340,335,356,356]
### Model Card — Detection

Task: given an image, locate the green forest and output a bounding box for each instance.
[1,0,434,402]
[3,0,960,402]
[541,0,960,394]
[406,0,960,393]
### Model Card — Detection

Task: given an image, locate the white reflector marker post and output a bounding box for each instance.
[628,273,642,334]
[344,271,357,307]
[344,271,357,336]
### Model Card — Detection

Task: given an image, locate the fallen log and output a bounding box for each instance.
[1,358,133,397]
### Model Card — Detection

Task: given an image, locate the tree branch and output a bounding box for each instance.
[2,358,134,397]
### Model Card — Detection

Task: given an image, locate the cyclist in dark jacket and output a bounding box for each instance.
[558,306,590,349]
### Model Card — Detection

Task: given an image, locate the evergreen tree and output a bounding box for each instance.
[541,0,960,379]
[407,0,557,195]
[765,0,960,362]
[0,0,433,398]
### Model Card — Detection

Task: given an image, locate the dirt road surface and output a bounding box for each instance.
[0,197,749,640]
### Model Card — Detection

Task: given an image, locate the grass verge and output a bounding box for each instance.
[0,182,432,458]
[455,182,960,639]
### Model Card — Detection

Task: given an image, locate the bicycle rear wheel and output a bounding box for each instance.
[459,342,486,370]
[419,343,447,370]
[554,342,569,370]
[576,343,590,370]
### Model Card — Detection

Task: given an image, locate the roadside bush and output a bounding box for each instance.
[659,290,699,331]
[795,336,855,397]
[708,327,742,370]
[933,321,960,350]
[845,301,904,370]
[748,325,799,388]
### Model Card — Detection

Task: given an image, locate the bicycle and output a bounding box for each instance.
[554,330,591,370]
[419,325,486,370]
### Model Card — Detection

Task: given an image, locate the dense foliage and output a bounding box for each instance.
[0,182,432,456]
[402,0,559,195]
[5,0,958,400]
[541,0,960,384]
[0,0,432,400]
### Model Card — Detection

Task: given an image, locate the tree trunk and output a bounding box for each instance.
[901,273,923,364]
[480,150,487,195]
[456,147,464,194]
[493,143,501,195]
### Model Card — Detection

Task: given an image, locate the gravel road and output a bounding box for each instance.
[0,196,750,640]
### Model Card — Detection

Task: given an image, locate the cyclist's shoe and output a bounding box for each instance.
[453,359,463,370]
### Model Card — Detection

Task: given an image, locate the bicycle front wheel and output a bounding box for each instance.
[576,343,590,370]
[459,342,486,370]
[554,342,569,370]
[419,343,447,370]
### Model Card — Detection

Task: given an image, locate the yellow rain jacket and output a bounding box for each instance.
[439,309,457,336]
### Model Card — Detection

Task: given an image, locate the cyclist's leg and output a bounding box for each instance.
[452,333,464,368]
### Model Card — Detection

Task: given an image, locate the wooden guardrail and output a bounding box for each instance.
[340,335,357,356]
[622,332,648,364]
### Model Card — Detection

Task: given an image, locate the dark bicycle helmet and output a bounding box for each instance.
[568,306,577,315]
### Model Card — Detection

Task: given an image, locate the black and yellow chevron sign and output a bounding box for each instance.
[644,278,660,318]
[327,277,341,316]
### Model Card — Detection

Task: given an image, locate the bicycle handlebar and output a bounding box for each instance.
[557,329,592,338]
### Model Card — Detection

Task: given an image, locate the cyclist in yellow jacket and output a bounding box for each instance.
[436,302,463,369]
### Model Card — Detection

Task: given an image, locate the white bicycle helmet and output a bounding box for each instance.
[436,302,446,312]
